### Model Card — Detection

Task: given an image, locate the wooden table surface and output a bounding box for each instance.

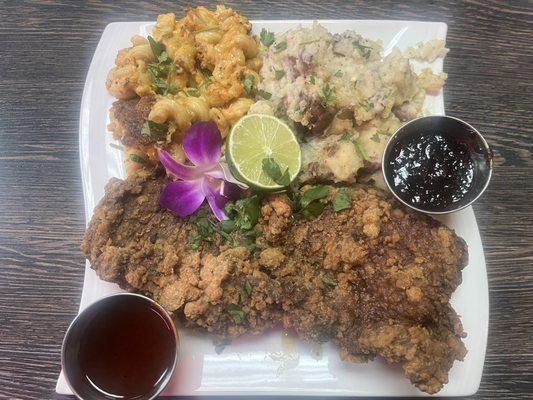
[0,1,531,399]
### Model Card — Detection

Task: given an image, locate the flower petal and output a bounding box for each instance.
[220,181,243,201]
[219,160,249,189]
[159,150,202,180]
[183,121,222,167]
[160,181,205,217]
[201,178,228,221]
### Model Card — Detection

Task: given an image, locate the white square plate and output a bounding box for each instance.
[57,20,488,397]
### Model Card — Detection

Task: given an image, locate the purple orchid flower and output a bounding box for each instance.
[159,121,242,221]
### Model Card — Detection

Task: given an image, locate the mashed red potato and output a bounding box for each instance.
[250,23,448,184]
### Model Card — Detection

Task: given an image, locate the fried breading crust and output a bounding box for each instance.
[81,172,468,394]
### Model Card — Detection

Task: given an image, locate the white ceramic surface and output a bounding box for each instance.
[56,20,488,397]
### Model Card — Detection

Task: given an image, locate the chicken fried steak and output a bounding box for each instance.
[82,172,468,394]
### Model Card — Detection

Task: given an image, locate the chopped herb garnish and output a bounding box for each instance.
[370,132,381,143]
[224,196,262,231]
[321,84,337,108]
[354,41,372,59]
[262,158,290,186]
[241,280,252,299]
[128,153,148,165]
[258,89,272,100]
[301,200,326,220]
[340,133,351,141]
[260,28,275,47]
[309,75,316,85]
[334,70,343,77]
[333,188,352,212]
[226,304,245,324]
[109,143,124,151]
[361,100,374,111]
[355,142,370,160]
[300,185,330,208]
[146,38,182,96]
[274,41,287,53]
[141,120,168,141]
[189,211,217,249]
[243,74,255,94]
[274,69,285,80]
[322,276,338,286]
[147,35,164,58]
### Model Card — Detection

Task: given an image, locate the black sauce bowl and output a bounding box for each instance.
[382,116,492,214]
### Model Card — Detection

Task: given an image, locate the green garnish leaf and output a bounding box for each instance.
[262,158,290,186]
[260,28,275,47]
[300,185,330,209]
[224,196,262,231]
[128,154,148,165]
[189,211,217,249]
[340,133,351,141]
[301,200,326,220]
[355,142,370,160]
[322,276,338,286]
[141,120,168,141]
[241,280,253,300]
[220,219,236,233]
[334,70,343,77]
[274,41,287,53]
[370,132,381,143]
[226,304,245,324]
[258,89,272,100]
[157,51,169,63]
[361,100,374,111]
[354,41,372,59]
[333,188,352,212]
[148,36,165,58]
[321,84,337,108]
[243,74,255,94]
[274,69,285,80]
[309,75,316,85]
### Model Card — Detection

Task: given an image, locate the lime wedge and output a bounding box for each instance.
[226,114,301,190]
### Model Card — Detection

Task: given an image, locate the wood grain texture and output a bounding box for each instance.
[0,0,531,399]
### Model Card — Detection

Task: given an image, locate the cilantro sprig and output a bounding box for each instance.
[262,158,290,187]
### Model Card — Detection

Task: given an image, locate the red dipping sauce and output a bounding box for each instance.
[62,294,178,400]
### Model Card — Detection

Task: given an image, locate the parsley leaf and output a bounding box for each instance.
[321,84,337,108]
[361,100,374,111]
[260,28,275,47]
[322,276,338,286]
[274,69,285,80]
[354,41,372,59]
[141,120,168,141]
[189,211,217,249]
[147,36,164,58]
[241,280,252,299]
[128,153,148,165]
[258,89,272,100]
[333,188,352,212]
[226,304,245,324]
[243,74,255,94]
[355,143,370,160]
[224,196,261,231]
[340,133,351,141]
[262,158,290,186]
[274,41,287,53]
[301,200,326,220]
[300,185,330,208]
[370,132,381,143]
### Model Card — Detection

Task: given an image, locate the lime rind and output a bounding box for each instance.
[227,114,301,190]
